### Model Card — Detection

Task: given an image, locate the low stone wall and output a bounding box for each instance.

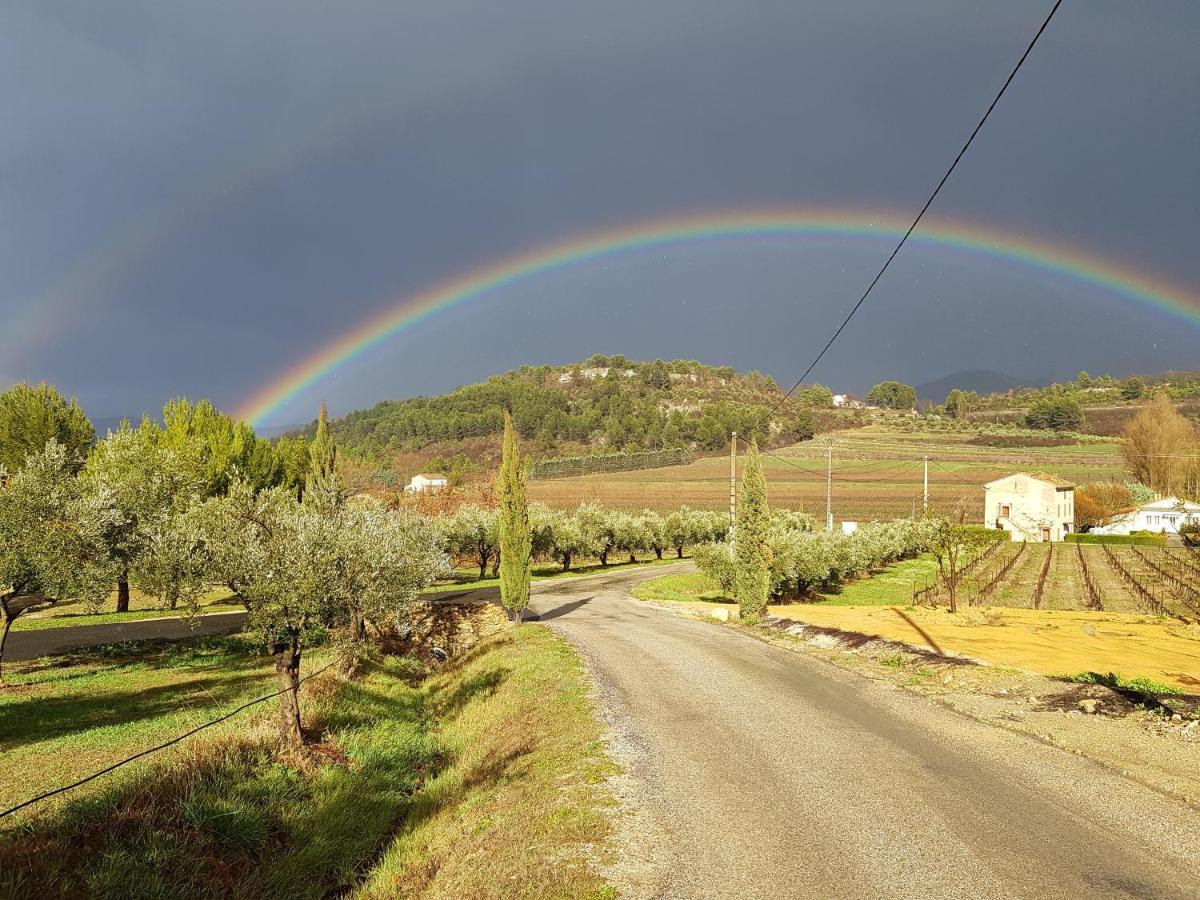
[378,600,511,661]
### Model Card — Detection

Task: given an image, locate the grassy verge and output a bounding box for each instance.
[1,627,617,899]
[811,554,938,606]
[12,589,242,631]
[0,636,302,811]
[426,554,683,593]
[632,571,727,604]
[631,554,936,607]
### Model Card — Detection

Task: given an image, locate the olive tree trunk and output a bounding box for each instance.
[116,572,131,613]
[272,636,303,747]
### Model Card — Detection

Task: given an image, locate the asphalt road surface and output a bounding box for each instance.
[523,564,1200,900]
[5,610,250,661]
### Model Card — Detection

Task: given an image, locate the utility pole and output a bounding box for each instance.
[728,431,737,556]
[923,455,930,516]
[826,439,834,532]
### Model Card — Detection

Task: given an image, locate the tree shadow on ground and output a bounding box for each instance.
[1,670,268,751]
[761,616,978,669]
[429,667,510,721]
[0,651,537,900]
[536,596,594,621]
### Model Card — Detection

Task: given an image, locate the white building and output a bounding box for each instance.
[984,472,1075,542]
[1090,496,1200,536]
[404,473,448,493]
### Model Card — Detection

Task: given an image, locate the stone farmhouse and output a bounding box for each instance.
[983,472,1075,542]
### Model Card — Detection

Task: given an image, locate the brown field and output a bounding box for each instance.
[528,426,1125,521]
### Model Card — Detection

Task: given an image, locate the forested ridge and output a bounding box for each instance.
[324,355,822,459]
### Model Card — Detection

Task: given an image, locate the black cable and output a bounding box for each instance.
[771,0,1064,414]
[762,447,920,484]
[0,660,337,821]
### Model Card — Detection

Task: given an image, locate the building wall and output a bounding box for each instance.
[984,474,1074,542]
[1093,501,1200,535]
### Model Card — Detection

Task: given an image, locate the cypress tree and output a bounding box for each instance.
[305,401,340,507]
[497,410,532,621]
[734,439,772,620]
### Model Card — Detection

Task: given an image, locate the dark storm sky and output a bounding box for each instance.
[3,0,1198,426]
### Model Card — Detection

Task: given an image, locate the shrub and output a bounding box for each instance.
[1064,532,1166,546]
[694,542,736,596]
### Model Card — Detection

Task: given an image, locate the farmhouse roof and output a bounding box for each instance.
[983,471,1074,490]
[1137,496,1200,512]
[416,472,448,480]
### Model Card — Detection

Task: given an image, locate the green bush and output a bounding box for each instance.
[531,448,690,479]
[1065,532,1166,547]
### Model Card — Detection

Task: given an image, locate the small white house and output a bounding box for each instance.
[1090,496,1200,536]
[984,472,1075,542]
[404,473,448,494]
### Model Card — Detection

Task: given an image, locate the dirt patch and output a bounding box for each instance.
[375,600,510,664]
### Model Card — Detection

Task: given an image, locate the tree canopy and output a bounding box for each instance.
[0,382,94,473]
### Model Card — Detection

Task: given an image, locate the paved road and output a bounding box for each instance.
[523,565,1200,899]
[5,611,250,661]
[3,582,530,661]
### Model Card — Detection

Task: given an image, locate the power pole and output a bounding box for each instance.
[728,431,737,556]
[923,455,930,516]
[826,439,834,532]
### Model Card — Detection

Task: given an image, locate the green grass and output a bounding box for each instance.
[0,628,618,899]
[631,571,728,604]
[631,554,938,608]
[811,554,939,606]
[1062,671,1185,697]
[0,636,321,812]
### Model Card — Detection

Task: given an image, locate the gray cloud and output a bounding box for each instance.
[2,0,1197,424]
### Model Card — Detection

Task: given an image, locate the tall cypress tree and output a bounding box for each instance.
[734,439,772,619]
[497,410,531,621]
[305,401,340,508]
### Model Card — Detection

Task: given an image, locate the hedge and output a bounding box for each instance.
[530,448,690,479]
[1065,532,1167,547]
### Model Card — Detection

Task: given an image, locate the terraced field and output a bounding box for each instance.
[529,426,1125,521]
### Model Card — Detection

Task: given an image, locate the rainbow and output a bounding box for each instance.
[237,208,1200,425]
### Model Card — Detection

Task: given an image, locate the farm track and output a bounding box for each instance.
[1088,547,1142,614]
[989,542,1042,608]
[1045,542,1083,610]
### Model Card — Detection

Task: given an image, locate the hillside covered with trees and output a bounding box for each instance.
[326,355,826,461]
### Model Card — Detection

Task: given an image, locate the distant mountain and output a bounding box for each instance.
[915,370,1025,405]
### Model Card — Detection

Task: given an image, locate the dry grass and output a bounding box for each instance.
[761,604,1200,693]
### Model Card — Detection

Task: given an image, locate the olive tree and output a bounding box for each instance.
[83,423,200,611]
[193,483,341,747]
[442,505,499,579]
[542,509,603,571]
[0,442,111,682]
[331,497,445,645]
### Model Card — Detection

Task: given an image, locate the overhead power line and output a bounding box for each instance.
[771,0,1064,414]
[0,661,336,822]
[761,447,920,485]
